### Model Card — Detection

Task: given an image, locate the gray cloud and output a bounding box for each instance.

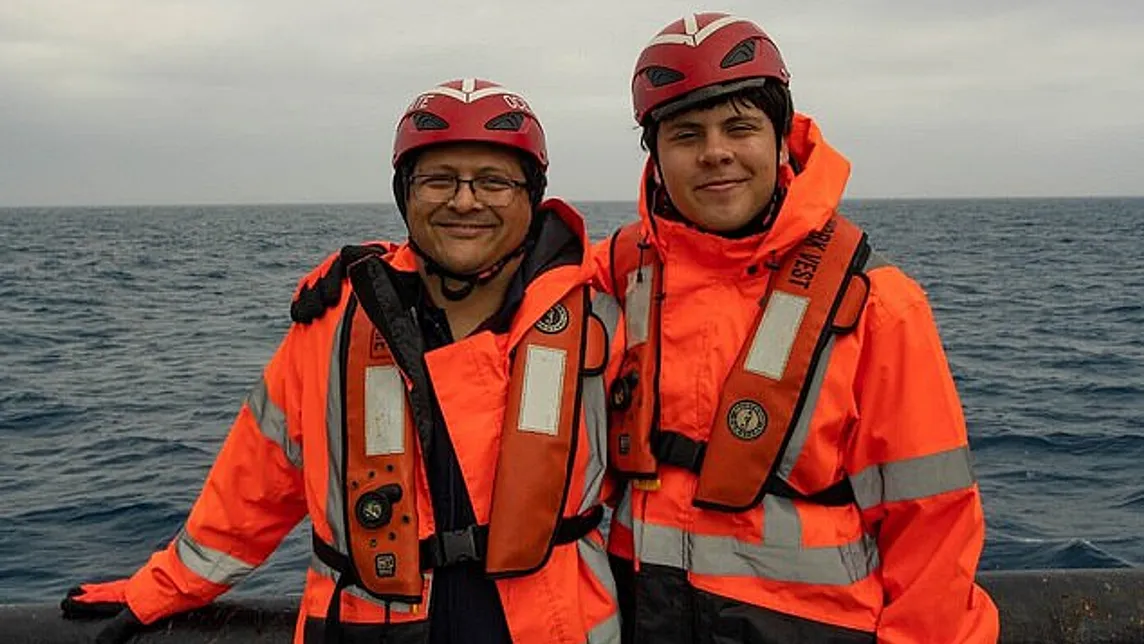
[1,0,1141,206]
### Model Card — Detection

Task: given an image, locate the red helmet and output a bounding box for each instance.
[392,78,547,169]
[631,13,789,124]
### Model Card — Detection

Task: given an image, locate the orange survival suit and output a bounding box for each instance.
[599,115,1000,643]
[111,199,623,643]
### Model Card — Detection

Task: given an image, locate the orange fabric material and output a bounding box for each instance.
[694,215,865,510]
[342,303,423,601]
[488,286,587,575]
[605,224,662,479]
[117,198,619,642]
[71,579,129,604]
[602,114,999,640]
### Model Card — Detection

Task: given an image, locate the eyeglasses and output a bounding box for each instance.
[409,174,528,207]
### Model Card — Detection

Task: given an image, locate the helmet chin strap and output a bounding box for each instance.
[409,237,529,302]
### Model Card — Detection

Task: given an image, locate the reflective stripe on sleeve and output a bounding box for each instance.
[245,377,302,468]
[850,446,976,510]
[174,528,256,586]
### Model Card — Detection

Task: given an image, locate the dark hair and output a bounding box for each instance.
[392,147,547,216]
[640,79,793,158]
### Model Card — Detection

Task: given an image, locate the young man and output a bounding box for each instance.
[61,79,623,644]
[600,14,1000,643]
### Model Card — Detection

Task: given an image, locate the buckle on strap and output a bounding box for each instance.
[420,525,488,569]
[440,525,483,564]
[653,431,707,473]
[418,506,605,571]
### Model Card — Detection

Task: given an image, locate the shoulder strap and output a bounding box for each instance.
[291,243,393,324]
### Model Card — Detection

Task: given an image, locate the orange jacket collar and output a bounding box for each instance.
[637,113,852,270]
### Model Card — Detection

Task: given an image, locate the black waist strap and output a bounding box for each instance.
[652,430,856,507]
[419,504,604,570]
[313,504,605,579]
[312,505,603,643]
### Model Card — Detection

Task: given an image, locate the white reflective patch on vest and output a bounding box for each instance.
[519,345,567,436]
[364,366,406,456]
[625,268,652,346]
[744,291,810,380]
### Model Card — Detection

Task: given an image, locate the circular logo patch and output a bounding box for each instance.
[535,303,570,334]
[727,400,768,441]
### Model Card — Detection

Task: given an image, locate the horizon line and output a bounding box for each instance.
[2,194,1143,210]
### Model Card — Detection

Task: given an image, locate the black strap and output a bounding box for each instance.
[653,430,707,473]
[347,256,438,463]
[311,534,356,644]
[764,476,856,507]
[419,504,605,570]
[651,430,855,507]
[313,504,605,581]
[291,245,389,325]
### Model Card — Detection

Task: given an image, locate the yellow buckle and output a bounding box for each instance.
[633,478,661,492]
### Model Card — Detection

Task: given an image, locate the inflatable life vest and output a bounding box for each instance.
[607,215,871,512]
[301,247,604,609]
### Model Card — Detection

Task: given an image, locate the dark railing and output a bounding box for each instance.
[2,568,1141,643]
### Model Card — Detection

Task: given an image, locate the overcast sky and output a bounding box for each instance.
[2,1,1142,206]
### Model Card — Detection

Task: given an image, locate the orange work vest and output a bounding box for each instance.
[305,246,606,630]
[607,215,870,511]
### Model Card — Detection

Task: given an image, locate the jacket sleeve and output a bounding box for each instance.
[847,270,999,644]
[589,236,617,296]
[122,326,310,625]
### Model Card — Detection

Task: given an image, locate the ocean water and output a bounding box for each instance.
[1,198,1142,603]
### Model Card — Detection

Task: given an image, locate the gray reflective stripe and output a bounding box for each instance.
[581,292,620,514]
[326,313,348,552]
[624,268,652,346]
[245,377,302,468]
[309,554,423,612]
[591,292,621,343]
[633,516,690,569]
[578,536,620,643]
[776,337,835,479]
[634,519,878,586]
[174,528,256,586]
[850,446,977,510]
[518,346,567,436]
[614,483,633,530]
[744,291,810,380]
[762,495,801,548]
[586,613,622,644]
[580,373,608,514]
[364,366,406,456]
[863,250,892,272]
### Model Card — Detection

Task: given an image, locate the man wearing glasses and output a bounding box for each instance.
[60,78,623,644]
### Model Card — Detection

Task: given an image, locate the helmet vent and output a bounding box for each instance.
[720,38,757,69]
[412,112,449,130]
[484,112,525,131]
[644,66,685,87]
